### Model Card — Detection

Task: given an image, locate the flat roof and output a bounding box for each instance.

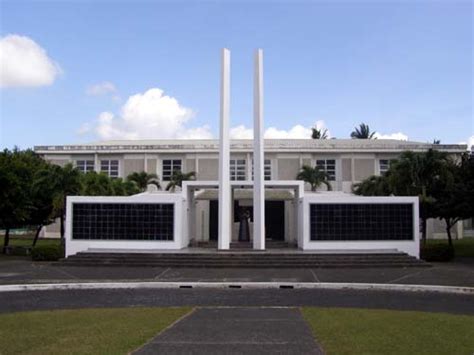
[34,139,467,154]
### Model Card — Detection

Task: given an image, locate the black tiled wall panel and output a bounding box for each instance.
[310,203,413,241]
[72,203,174,240]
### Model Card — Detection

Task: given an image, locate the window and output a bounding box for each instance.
[162,159,182,181]
[379,159,394,175]
[230,159,246,181]
[316,159,336,181]
[100,160,119,178]
[76,160,94,173]
[252,159,272,180]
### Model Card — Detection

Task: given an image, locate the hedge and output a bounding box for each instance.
[420,243,455,262]
[31,245,63,261]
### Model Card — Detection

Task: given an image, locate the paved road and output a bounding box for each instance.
[1,258,474,287]
[1,288,473,315]
[134,307,323,355]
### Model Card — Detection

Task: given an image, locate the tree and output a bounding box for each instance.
[311,128,329,140]
[29,162,62,247]
[388,149,450,244]
[0,149,33,253]
[296,165,332,192]
[166,171,196,192]
[433,154,474,246]
[49,164,82,241]
[126,171,160,192]
[350,123,376,139]
[353,174,391,196]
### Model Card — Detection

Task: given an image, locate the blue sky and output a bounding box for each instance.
[0,0,472,149]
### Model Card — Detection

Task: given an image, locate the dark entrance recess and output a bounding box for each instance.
[209,200,285,241]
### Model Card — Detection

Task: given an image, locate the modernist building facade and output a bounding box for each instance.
[34,138,469,257]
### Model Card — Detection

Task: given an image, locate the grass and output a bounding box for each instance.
[426,238,474,258]
[302,307,474,355]
[0,235,61,248]
[0,307,191,355]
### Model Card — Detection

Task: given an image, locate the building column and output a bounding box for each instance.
[218,48,231,250]
[253,49,265,250]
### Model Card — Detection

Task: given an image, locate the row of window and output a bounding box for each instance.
[74,158,395,180]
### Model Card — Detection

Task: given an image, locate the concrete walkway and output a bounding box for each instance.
[1,257,473,287]
[133,307,323,355]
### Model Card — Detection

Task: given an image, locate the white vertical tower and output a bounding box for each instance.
[253,49,265,250]
[218,48,231,250]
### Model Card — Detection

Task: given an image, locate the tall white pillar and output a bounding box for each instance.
[253,49,265,250]
[218,48,231,250]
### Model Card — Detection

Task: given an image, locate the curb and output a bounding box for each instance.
[0,282,473,295]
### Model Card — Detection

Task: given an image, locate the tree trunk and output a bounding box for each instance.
[3,228,10,254]
[60,214,65,240]
[445,218,453,247]
[444,218,456,247]
[32,225,43,247]
[421,218,427,245]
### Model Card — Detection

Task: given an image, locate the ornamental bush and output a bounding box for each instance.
[31,245,63,261]
[420,243,455,262]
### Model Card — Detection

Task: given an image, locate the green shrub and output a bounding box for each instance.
[31,245,63,261]
[420,243,455,262]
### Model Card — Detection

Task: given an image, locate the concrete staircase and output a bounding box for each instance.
[59,251,430,268]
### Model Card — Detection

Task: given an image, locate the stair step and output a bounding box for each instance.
[59,251,429,268]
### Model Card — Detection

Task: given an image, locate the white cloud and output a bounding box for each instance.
[230,125,254,139]
[0,34,61,88]
[83,88,212,140]
[86,81,117,96]
[373,132,408,141]
[459,135,474,150]
[230,120,330,139]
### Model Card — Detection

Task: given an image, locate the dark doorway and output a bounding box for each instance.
[209,200,218,241]
[265,201,285,240]
[209,200,285,242]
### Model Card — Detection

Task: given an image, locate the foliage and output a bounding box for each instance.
[387,149,450,243]
[420,243,455,262]
[166,171,196,192]
[126,171,160,191]
[353,174,391,196]
[296,165,332,192]
[350,123,376,139]
[31,245,63,261]
[432,154,474,246]
[311,127,328,139]
[0,149,52,252]
[353,149,474,246]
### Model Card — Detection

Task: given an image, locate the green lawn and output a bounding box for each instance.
[426,238,474,258]
[0,307,191,355]
[302,307,474,355]
[0,235,61,248]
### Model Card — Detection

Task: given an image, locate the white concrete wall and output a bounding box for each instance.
[65,194,185,257]
[300,194,420,258]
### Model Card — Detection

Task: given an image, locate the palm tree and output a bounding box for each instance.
[311,128,329,139]
[296,165,332,192]
[350,123,376,139]
[126,171,160,192]
[50,164,82,241]
[388,149,450,244]
[166,171,196,192]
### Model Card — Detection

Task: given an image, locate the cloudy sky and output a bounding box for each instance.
[0,1,472,148]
